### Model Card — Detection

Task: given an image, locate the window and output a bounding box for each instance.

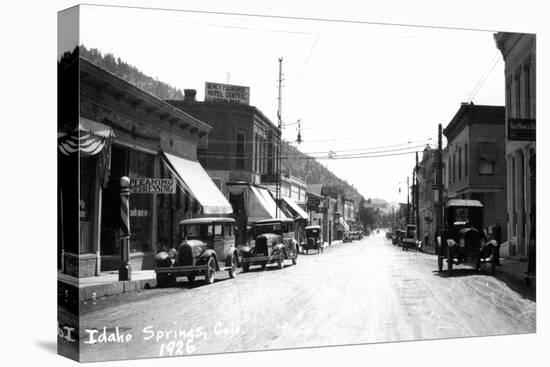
[524,60,531,118]
[458,147,462,181]
[214,224,223,236]
[236,132,245,170]
[479,161,495,175]
[514,69,521,118]
[478,142,496,176]
[465,144,468,177]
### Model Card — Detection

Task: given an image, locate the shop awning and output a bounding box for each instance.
[247,186,288,223]
[58,117,115,156]
[339,217,350,231]
[162,152,233,215]
[281,196,308,220]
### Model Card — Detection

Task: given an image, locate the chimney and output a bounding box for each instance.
[184,89,197,102]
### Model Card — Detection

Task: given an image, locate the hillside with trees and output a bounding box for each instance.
[80,45,185,100]
[75,46,384,227]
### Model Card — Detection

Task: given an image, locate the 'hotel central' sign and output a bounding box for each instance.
[205,82,250,105]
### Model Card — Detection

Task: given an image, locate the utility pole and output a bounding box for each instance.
[436,123,443,242]
[276,57,283,218]
[415,151,420,240]
[406,175,410,225]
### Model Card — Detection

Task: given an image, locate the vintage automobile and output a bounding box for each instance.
[154,217,239,286]
[402,224,421,251]
[342,230,352,243]
[393,229,406,246]
[386,230,393,239]
[436,199,498,276]
[239,218,299,271]
[302,225,323,254]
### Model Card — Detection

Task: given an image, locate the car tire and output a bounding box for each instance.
[491,246,497,276]
[156,273,168,288]
[205,257,216,285]
[447,246,453,276]
[277,256,284,269]
[228,254,238,279]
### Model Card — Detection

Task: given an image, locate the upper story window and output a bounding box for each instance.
[524,57,532,119]
[236,132,245,170]
[478,142,496,176]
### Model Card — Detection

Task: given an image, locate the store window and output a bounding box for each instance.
[100,145,155,255]
[80,155,97,254]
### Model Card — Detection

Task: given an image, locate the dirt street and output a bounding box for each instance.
[76,231,536,362]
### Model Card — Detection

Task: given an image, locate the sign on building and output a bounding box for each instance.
[260,174,279,184]
[129,178,176,194]
[205,82,250,105]
[508,118,535,141]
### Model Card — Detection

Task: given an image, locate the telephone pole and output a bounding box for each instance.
[406,175,410,224]
[436,123,443,238]
[276,57,283,218]
[415,151,420,240]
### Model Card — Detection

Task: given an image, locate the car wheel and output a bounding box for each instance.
[156,273,168,288]
[205,257,216,285]
[491,246,497,276]
[292,246,298,265]
[242,262,249,273]
[228,254,238,279]
[447,246,453,276]
[187,273,196,283]
[277,256,284,269]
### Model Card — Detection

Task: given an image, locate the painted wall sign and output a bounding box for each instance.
[129,178,176,194]
[508,118,535,141]
[205,82,250,105]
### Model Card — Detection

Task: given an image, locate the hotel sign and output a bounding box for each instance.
[205,82,250,105]
[129,178,176,194]
[508,118,535,141]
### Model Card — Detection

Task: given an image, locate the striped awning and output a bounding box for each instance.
[281,196,308,220]
[339,217,350,231]
[162,152,233,215]
[58,118,115,156]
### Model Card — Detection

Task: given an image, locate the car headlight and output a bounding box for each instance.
[193,247,203,257]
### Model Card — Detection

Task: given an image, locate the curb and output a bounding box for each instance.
[58,277,157,303]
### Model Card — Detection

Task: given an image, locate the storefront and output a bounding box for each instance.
[226,182,288,245]
[58,56,231,277]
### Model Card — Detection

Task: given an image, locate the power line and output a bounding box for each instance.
[467,50,500,103]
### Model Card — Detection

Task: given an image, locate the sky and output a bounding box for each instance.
[77,4,505,203]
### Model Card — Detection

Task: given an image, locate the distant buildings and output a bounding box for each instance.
[494,32,536,258]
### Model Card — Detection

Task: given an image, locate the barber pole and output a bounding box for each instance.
[119,176,131,281]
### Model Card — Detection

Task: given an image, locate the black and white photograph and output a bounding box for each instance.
[3,1,547,366]
[54,3,540,363]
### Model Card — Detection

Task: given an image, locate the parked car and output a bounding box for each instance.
[342,231,352,243]
[239,218,299,271]
[386,230,393,239]
[302,225,323,254]
[154,217,239,286]
[436,199,497,276]
[402,224,421,251]
[394,229,406,246]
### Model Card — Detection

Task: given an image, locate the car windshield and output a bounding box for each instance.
[307,229,320,236]
[448,206,483,228]
[254,223,281,236]
[183,224,213,239]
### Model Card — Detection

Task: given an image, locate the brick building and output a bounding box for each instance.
[443,103,507,243]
